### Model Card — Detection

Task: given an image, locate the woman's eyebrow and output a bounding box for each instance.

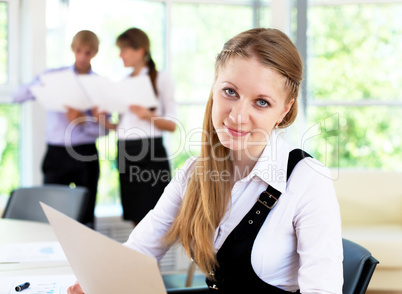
[222,81,238,90]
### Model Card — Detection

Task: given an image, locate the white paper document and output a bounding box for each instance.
[78,74,157,112]
[0,274,76,294]
[40,203,166,294]
[0,242,67,263]
[30,70,157,113]
[30,70,92,112]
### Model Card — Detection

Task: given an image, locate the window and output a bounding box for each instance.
[0,0,21,198]
[43,0,271,208]
[0,104,20,195]
[6,0,401,204]
[170,2,260,169]
[302,1,402,170]
[45,0,167,208]
[0,1,8,85]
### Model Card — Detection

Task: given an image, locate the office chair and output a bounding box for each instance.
[165,273,208,294]
[165,261,209,294]
[343,238,379,294]
[166,287,209,294]
[2,184,89,223]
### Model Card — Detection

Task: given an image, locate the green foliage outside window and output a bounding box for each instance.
[2,1,402,203]
[0,2,8,84]
[307,4,402,170]
[0,104,21,196]
[170,3,257,171]
[306,107,402,170]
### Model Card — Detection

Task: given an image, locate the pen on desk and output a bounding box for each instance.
[15,282,30,292]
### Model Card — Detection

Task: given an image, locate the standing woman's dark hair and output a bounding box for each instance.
[116,28,158,95]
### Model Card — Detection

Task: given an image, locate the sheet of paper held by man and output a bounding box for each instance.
[30,70,92,112]
[78,74,158,113]
[40,202,166,294]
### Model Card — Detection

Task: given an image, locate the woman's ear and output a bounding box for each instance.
[132,47,145,59]
[281,99,295,120]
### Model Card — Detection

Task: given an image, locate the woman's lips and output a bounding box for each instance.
[225,125,249,137]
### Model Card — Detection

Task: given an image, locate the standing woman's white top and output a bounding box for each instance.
[117,67,176,140]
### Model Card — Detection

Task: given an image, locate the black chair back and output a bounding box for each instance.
[343,238,379,294]
[2,185,88,223]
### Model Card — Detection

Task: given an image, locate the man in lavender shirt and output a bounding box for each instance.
[13,30,108,229]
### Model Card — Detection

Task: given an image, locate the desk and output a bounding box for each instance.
[0,219,57,244]
[0,219,208,293]
[0,219,74,277]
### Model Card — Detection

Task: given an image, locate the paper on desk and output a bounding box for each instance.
[30,70,92,112]
[78,74,158,113]
[0,242,67,263]
[0,274,76,294]
[40,202,166,294]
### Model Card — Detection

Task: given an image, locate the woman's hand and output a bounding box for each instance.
[91,106,107,121]
[67,281,84,294]
[129,104,176,132]
[92,106,117,130]
[129,105,153,120]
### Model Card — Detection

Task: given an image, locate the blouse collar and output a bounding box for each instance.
[241,129,292,194]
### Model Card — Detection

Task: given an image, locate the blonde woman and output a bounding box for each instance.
[69,28,342,294]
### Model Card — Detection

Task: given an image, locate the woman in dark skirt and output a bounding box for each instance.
[95,28,176,225]
[118,137,172,223]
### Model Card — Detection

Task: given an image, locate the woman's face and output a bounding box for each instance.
[211,56,294,157]
[119,46,145,68]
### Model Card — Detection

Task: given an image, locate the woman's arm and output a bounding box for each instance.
[123,157,196,260]
[292,159,343,293]
[129,105,176,132]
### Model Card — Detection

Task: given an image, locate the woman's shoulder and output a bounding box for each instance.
[167,156,198,193]
[287,155,337,205]
[288,155,333,189]
[156,70,174,84]
[294,156,332,180]
[174,156,198,177]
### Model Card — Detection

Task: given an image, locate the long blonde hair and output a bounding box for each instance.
[163,28,303,276]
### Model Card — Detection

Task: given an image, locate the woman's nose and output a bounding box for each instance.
[229,101,250,124]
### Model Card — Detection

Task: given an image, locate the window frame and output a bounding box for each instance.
[0,0,19,100]
[295,0,402,171]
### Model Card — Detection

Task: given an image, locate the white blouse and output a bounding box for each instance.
[124,130,343,293]
[117,67,176,140]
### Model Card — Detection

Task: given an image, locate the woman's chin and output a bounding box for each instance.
[220,140,245,152]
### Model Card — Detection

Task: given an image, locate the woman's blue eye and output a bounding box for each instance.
[224,88,236,97]
[256,99,269,107]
